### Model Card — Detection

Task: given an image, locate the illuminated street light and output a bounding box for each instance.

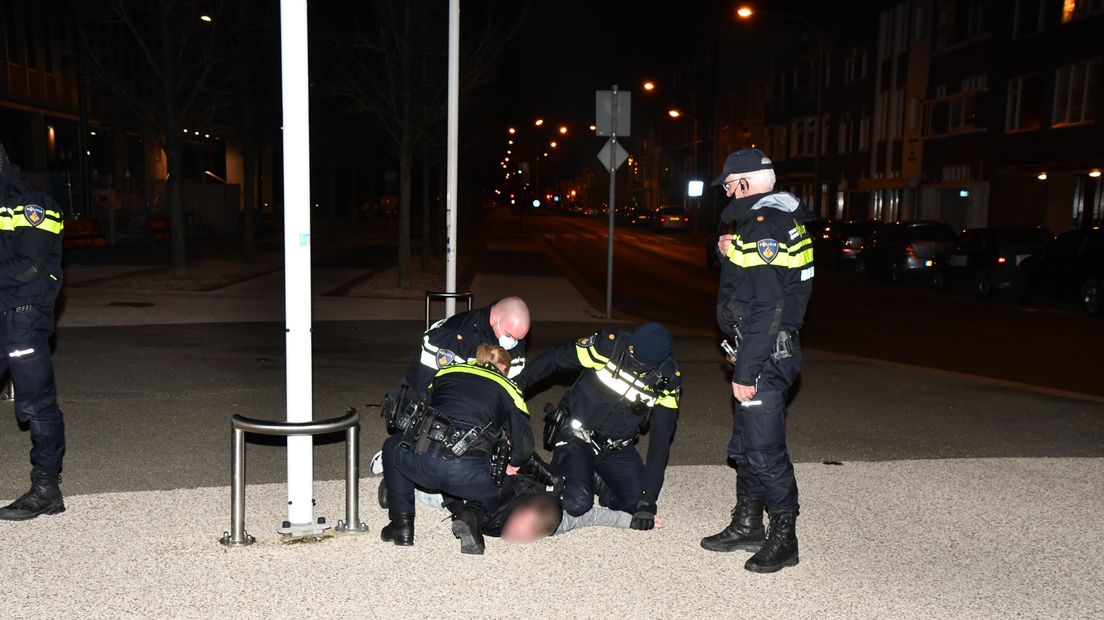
[535,118,544,127]
[200,14,213,22]
[508,140,513,145]
[589,124,597,131]
[550,141,558,148]
[643,81,655,91]
[736,6,753,18]
[508,127,516,134]
[559,125,568,135]
[1090,169,1102,178]
[1037,172,1048,180]
[668,109,682,118]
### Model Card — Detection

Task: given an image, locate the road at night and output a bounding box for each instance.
[523,210,1103,397]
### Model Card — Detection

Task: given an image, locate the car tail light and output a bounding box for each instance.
[842,247,853,254]
[905,244,916,257]
[660,217,667,223]
[997,256,1007,264]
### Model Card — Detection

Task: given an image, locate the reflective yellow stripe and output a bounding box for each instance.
[576,344,607,369]
[435,363,529,415]
[0,208,64,235]
[656,391,679,408]
[726,237,814,269]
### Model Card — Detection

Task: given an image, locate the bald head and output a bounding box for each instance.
[490,296,530,342]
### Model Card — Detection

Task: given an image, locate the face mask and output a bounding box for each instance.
[495,317,518,350]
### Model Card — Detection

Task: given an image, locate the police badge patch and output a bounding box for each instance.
[436,349,457,368]
[24,204,45,227]
[577,334,595,347]
[757,238,780,263]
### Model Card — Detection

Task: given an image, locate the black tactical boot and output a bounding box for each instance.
[745,511,799,573]
[0,469,66,521]
[377,478,388,510]
[700,496,765,552]
[380,513,415,546]
[451,505,486,555]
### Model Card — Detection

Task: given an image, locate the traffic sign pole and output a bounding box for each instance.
[605,85,618,320]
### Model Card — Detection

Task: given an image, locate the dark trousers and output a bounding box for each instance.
[382,434,499,519]
[728,349,802,514]
[552,434,643,517]
[1,305,64,476]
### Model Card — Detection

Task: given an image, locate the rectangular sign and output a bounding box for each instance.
[595,90,631,137]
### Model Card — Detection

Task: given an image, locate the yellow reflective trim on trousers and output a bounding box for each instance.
[435,363,529,415]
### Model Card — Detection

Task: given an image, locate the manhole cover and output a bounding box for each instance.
[107,301,156,308]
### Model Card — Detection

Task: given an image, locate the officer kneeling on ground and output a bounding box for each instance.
[700,148,814,573]
[380,343,540,554]
[0,143,67,522]
[516,322,680,530]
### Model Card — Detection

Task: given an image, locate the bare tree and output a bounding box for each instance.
[74,0,257,276]
[326,0,522,287]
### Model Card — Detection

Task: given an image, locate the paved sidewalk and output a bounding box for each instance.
[1,459,1100,619]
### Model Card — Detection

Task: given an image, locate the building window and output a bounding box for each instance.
[822,114,831,155]
[967,0,994,37]
[1006,74,1044,132]
[908,97,923,131]
[838,111,853,154]
[858,110,871,152]
[1014,0,1045,37]
[1062,0,1104,23]
[1053,58,1100,126]
[790,116,817,157]
[843,48,868,84]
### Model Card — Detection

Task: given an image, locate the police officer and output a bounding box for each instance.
[0,143,67,521]
[516,322,680,531]
[700,149,814,573]
[380,343,535,554]
[399,297,530,401]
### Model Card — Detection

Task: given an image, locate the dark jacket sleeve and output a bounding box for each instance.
[513,334,594,392]
[640,370,680,511]
[504,389,534,467]
[403,316,461,395]
[0,194,62,290]
[731,219,788,385]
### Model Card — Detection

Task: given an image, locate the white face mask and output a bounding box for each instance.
[495,317,519,350]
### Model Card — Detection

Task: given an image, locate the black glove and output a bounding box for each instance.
[517,453,565,494]
[630,501,656,530]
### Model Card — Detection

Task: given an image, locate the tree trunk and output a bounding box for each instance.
[420,143,431,270]
[165,136,187,277]
[242,137,257,262]
[398,146,413,288]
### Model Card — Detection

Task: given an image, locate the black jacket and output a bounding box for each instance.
[0,159,63,310]
[427,361,534,467]
[716,191,814,385]
[402,303,526,397]
[516,329,680,511]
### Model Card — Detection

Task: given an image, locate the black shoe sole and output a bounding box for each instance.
[0,504,65,521]
[379,528,413,546]
[745,556,799,573]
[700,538,763,553]
[452,519,485,555]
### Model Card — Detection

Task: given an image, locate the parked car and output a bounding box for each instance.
[931,226,1052,296]
[1017,227,1104,316]
[623,207,655,227]
[856,221,956,281]
[654,206,689,231]
[819,220,879,270]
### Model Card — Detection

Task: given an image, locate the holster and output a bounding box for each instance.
[770,330,799,361]
[542,403,569,451]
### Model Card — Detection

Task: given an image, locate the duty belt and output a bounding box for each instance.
[567,418,637,454]
[401,404,499,458]
[723,329,799,363]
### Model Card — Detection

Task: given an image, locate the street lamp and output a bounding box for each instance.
[550,141,558,148]
[200,14,213,22]
[738,4,825,216]
[558,125,568,135]
[643,81,655,91]
[508,127,516,134]
[534,118,544,127]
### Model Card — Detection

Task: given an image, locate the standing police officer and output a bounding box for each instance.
[0,143,67,521]
[517,322,680,531]
[700,149,814,573]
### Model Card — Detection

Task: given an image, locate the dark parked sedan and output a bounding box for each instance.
[932,226,1052,296]
[1017,227,1104,316]
[818,220,878,270]
[856,221,956,281]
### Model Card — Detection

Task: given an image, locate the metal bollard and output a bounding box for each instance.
[424,290,474,330]
[220,409,365,547]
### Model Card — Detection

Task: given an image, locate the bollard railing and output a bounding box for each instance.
[424,290,473,329]
[219,408,369,547]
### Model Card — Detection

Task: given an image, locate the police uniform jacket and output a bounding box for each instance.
[403,303,526,396]
[516,329,680,512]
[0,166,63,310]
[716,191,814,386]
[428,361,534,467]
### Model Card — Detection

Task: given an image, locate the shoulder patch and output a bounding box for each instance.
[24,204,45,227]
[577,334,596,348]
[436,349,457,369]
[757,239,780,263]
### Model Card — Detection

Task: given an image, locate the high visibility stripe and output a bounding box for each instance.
[435,363,529,414]
[655,392,679,408]
[576,344,607,369]
[594,367,656,406]
[0,210,63,235]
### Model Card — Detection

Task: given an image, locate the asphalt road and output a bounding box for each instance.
[2,320,1099,499]
[525,210,1104,396]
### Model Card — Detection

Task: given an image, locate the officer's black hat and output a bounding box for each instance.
[629,322,672,366]
[711,148,773,186]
